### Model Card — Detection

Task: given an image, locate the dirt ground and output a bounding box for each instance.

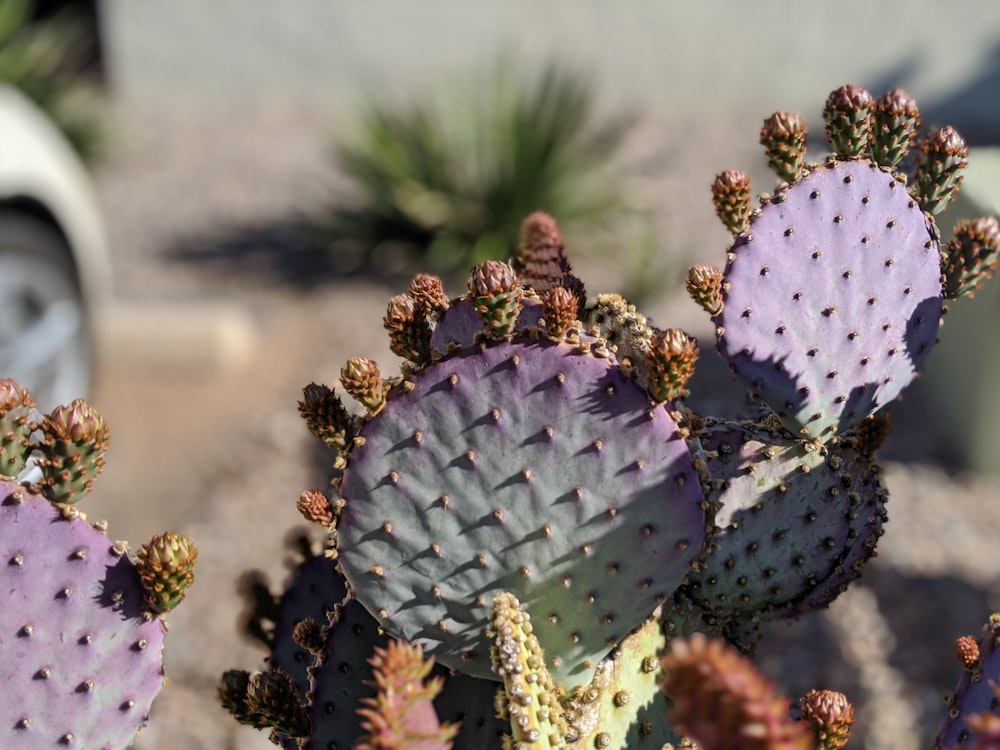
[81,98,1000,750]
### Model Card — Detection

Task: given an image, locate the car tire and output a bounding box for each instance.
[0,210,92,411]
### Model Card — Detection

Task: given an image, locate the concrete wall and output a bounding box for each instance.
[101,0,1000,138]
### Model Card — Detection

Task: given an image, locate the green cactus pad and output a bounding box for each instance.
[336,335,706,687]
[684,420,887,619]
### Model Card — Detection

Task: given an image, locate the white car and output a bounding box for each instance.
[0,84,111,410]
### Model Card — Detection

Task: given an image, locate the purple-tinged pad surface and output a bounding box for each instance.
[935,613,1000,750]
[429,296,543,355]
[0,480,166,750]
[715,158,942,440]
[685,421,887,619]
[337,337,705,686]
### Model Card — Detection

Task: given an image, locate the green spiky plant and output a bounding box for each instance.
[326,60,631,278]
[209,83,995,748]
[0,378,197,749]
[0,0,103,162]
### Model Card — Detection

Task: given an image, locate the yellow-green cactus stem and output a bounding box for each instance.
[711,170,753,236]
[37,398,109,504]
[341,357,390,414]
[489,592,568,748]
[136,532,199,614]
[0,377,35,478]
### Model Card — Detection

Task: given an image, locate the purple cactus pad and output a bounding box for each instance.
[337,336,705,686]
[935,613,1000,749]
[0,481,166,750]
[715,158,942,440]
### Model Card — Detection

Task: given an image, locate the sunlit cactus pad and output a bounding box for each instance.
[715,159,942,440]
[337,335,706,684]
[0,480,166,750]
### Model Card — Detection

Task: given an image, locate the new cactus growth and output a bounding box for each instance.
[216,85,1000,749]
[0,380,196,750]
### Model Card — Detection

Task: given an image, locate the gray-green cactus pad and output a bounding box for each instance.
[337,336,706,685]
[685,421,887,619]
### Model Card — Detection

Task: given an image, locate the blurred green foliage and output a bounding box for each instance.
[327,61,632,278]
[0,0,103,162]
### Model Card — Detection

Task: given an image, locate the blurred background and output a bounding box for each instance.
[2,1,1000,747]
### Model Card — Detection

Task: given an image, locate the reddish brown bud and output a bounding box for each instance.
[341,358,389,414]
[541,285,580,338]
[646,329,699,402]
[407,273,450,314]
[297,489,336,527]
[661,633,812,750]
[384,293,432,364]
[957,634,981,671]
[686,265,724,316]
[517,211,570,291]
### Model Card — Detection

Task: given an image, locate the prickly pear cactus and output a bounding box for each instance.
[935,613,1000,749]
[698,85,983,442]
[218,83,1000,749]
[335,329,706,686]
[0,380,196,750]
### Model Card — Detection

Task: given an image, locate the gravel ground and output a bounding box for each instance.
[83,98,1000,749]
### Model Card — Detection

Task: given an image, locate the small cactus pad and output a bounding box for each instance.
[0,378,35,478]
[36,399,110,504]
[1,480,167,749]
[935,612,1000,749]
[336,336,705,685]
[715,158,942,440]
[685,421,887,618]
[135,531,198,614]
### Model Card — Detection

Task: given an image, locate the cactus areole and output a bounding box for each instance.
[336,335,706,684]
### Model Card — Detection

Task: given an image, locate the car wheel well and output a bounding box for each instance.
[0,196,79,278]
